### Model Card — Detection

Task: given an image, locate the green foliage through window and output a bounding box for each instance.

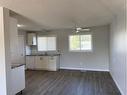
[69,34,92,51]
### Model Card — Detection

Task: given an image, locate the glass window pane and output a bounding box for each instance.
[37,37,47,51]
[47,37,56,51]
[69,35,80,51]
[81,35,92,50]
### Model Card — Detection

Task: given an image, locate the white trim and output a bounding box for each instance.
[60,67,109,72]
[60,67,82,71]
[110,72,124,95]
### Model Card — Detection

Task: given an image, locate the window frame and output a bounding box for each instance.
[68,33,93,52]
[37,35,57,52]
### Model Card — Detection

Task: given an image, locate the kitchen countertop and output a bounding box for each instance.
[11,63,25,69]
[26,54,61,56]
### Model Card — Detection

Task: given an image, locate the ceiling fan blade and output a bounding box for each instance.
[76,27,82,31]
[76,30,80,33]
[81,28,90,31]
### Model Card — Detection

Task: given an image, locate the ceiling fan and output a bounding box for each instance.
[75,27,90,33]
[72,21,90,33]
[67,18,90,33]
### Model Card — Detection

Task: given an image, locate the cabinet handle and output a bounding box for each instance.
[40,57,43,60]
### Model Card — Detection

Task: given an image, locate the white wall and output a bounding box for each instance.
[39,25,110,71]
[0,7,12,95]
[109,10,126,95]
[126,3,127,94]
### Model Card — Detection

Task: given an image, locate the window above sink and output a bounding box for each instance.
[37,36,57,52]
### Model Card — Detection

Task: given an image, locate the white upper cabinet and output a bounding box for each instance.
[9,17,19,63]
[27,33,37,45]
[10,17,25,64]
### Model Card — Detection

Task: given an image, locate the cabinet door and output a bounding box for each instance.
[9,17,19,63]
[35,56,48,70]
[17,36,25,64]
[48,56,57,71]
[26,56,35,69]
[27,33,36,45]
[11,66,25,94]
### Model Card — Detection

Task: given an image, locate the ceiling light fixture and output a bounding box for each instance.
[17,24,24,27]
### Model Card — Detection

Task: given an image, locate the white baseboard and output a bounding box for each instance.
[60,67,109,72]
[110,72,124,95]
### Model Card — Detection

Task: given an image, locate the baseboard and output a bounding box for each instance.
[60,67,109,72]
[110,72,124,95]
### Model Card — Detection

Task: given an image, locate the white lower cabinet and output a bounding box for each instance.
[35,56,49,70]
[11,65,25,95]
[26,56,59,71]
[26,56,35,69]
[48,56,59,71]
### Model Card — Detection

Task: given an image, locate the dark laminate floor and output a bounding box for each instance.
[17,70,121,95]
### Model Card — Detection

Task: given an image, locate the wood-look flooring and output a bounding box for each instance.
[17,70,121,95]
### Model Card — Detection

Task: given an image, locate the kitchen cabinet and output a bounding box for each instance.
[9,17,19,63]
[9,17,25,65]
[26,56,35,69]
[18,36,25,64]
[26,55,59,71]
[48,56,59,71]
[35,56,49,70]
[11,65,25,95]
[27,33,37,45]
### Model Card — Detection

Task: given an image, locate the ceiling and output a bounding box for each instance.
[0,0,125,31]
